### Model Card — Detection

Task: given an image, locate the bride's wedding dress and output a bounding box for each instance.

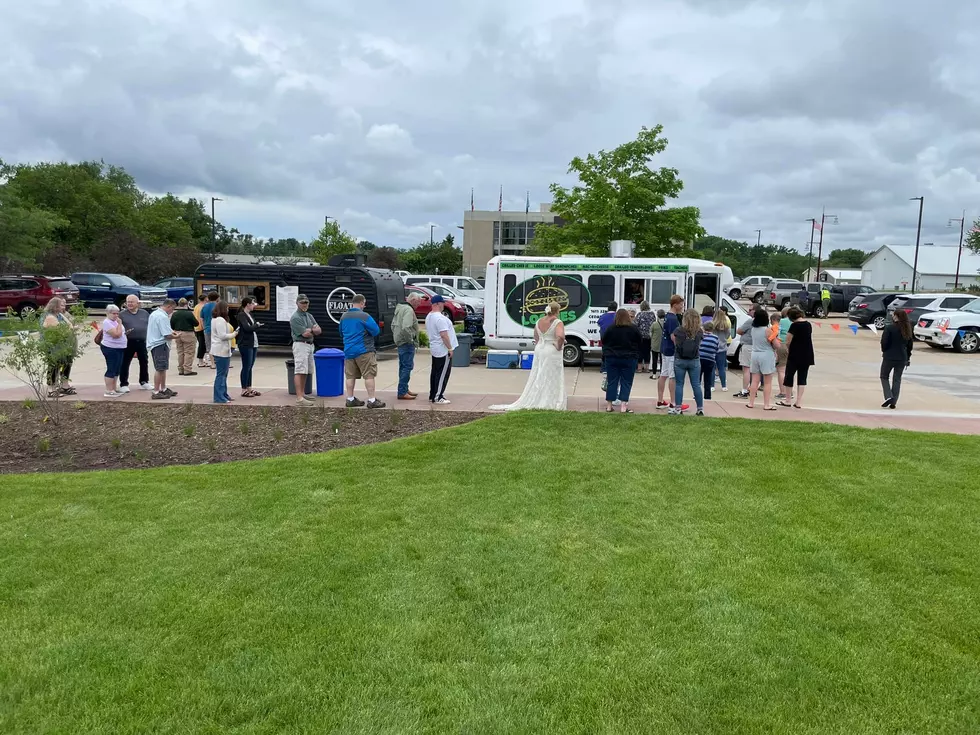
[489,319,567,411]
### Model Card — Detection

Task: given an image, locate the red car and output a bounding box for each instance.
[0,275,80,318]
[406,285,466,322]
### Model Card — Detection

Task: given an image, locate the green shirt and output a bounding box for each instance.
[170,308,198,332]
[290,309,318,343]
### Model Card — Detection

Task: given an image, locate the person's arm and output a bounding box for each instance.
[310,315,322,335]
[880,326,891,353]
[106,321,124,338]
[906,336,914,363]
[555,321,565,349]
[365,315,380,337]
[237,315,257,337]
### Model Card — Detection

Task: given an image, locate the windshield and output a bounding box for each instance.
[111,275,140,287]
[963,299,980,314]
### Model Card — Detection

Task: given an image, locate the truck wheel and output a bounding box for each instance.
[780,298,791,309]
[17,302,39,319]
[753,292,765,305]
[954,330,980,354]
[729,288,742,300]
[813,305,826,318]
[873,315,886,330]
[562,341,583,367]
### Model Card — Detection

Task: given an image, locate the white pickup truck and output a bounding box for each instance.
[913,298,980,354]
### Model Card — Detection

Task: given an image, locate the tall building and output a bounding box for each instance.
[462,204,562,278]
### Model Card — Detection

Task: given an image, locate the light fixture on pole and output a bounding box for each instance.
[805,218,818,275]
[814,208,838,281]
[910,197,924,292]
[947,210,966,290]
[210,197,223,255]
[324,215,335,226]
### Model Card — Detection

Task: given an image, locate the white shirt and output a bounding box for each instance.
[425,311,458,358]
[210,317,235,358]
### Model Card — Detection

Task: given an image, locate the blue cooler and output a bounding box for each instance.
[487,350,520,369]
[520,352,534,370]
[314,348,345,397]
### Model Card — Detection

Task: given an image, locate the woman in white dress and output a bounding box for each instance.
[489,302,567,411]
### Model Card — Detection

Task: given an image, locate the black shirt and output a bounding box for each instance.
[881,323,913,362]
[787,320,814,366]
[601,324,642,359]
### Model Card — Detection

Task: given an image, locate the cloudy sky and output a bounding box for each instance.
[3,0,980,254]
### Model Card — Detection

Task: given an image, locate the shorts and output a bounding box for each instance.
[660,354,675,377]
[785,361,811,387]
[345,352,378,380]
[151,344,170,372]
[750,350,777,376]
[292,342,315,374]
[739,346,752,369]
[776,344,789,368]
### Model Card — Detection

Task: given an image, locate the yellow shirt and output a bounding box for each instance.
[193,302,205,332]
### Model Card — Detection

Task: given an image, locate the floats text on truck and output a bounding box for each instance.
[483,254,733,366]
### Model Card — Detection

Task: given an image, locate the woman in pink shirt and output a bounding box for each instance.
[100,304,128,397]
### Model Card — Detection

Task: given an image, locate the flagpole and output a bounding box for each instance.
[524,191,530,248]
[816,208,826,281]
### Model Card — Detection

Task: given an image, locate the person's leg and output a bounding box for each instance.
[119,342,135,387]
[619,359,637,408]
[715,350,727,389]
[795,365,809,407]
[776,358,786,398]
[673,359,685,407]
[763,373,773,408]
[879,360,893,403]
[605,357,621,404]
[215,356,229,402]
[239,346,249,390]
[135,341,150,387]
[196,331,206,363]
[783,363,796,403]
[701,359,713,400]
[439,359,453,400]
[397,344,412,396]
[891,362,906,406]
[691,360,704,411]
[747,371,761,407]
[429,355,442,402]
[184,333,197,373]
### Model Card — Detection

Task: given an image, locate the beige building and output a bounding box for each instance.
[462,204,563,278]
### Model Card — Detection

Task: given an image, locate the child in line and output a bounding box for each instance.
[699,321,720,400]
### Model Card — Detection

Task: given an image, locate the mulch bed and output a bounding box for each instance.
[0,401,478,474]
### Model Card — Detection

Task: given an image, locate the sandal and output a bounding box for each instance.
[793,404,802,409]
[605,407,614,413]
[776,400,792,407]
[623,408,634,414]
[60,386,77,395]
[763,406,777,411]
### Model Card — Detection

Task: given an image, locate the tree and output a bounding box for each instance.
[692,235,810,279]
[531,126,704,257]
[0,186,66,269]
[967,217,980,256]
[824,248,867,268]
[401,235,462,274]
[366,246,404,270]
[310,220,358,264]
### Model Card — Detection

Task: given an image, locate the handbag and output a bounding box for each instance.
[94,330,104,346]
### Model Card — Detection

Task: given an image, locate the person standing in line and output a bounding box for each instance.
[289,293,320,406]
[779,307,814,408]
[656,295,687,410]
[601,309,641,413]
[100,304,127,397]
[598,301,618,383]
[699,321,720,401]
[821,284,832,318]
[649,309,665,377]
[118,294,151,393]
[426,295,458,405]
[340,294,385,408]
[170,298,200,377]
[733,306,756,398]
[746,307,780,411]
[670,308,705,416]
[193,294,208,368]
[236,296,263,397]
[880,309,914,409]
[775,307,791,399]
[392,292,422,400]
[146,299,179,399]
[797,286,810,313]
[633,301,655,373]
[200,291,219,369]
[210,300,238,404]
[41,297,77,397]
[712,306,732,392]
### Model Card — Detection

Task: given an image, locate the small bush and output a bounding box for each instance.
[331,421,341,435]
[110,438,122,450]
[239,421,250,435]
[72,401,86,410]
[183,425,196,438]
[261,406,272,419]
[37,437,51,453]
[205,437,217,451]
[182,401,194,415]
[390,411,405,427]
[273,429,284,442]
[0,414,8,425]
[22,399,37,410]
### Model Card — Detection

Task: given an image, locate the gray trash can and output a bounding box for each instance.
[286,359,313,396]
[452,333,473,367]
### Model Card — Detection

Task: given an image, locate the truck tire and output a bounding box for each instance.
[813,304,826,318]
[562,340,583,367]
[729,288,742,300]
[753,292,765,305]
[953,330,980,354]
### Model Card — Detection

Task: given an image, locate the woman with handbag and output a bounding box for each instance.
[99,304,128,397]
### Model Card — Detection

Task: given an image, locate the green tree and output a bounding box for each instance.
[0,186,66,269]
[824,248,867,268]
[531,126,704,257]
[401,235,462,274]
[137,194,195,248]
[966,217,980,256]
[311,220,358,264]
[366,246,404,270]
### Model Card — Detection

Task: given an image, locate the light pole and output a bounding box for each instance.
[805,218,818,276]
[815,207,838,281]
[754,230,762,247]
[948,210,966,289]
[324,215,334,227]
[210,197,223,255]
[430,224,436,245]
[910,197,924,292]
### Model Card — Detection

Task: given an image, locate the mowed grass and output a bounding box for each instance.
[2,414,980,734]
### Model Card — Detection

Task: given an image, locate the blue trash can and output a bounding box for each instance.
[314,348,345,397]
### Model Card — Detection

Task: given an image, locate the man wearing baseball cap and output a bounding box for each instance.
[425,294,458,405]
[289,293,320,405]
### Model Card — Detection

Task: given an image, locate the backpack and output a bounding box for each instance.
[676,330,702,360]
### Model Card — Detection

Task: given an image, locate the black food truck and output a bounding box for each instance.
[194,259,404,350]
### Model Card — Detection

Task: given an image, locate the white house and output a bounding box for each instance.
[800,268,863,284]
[861,245,980,291]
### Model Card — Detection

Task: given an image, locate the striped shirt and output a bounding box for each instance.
[699,332,720,360]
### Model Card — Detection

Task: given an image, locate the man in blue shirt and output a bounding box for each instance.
[657,294,688,410]
[597,301,617,376]
[340,293,384,408]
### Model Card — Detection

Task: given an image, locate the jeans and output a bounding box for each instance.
[715,350,727,388]
[120,338,149,386]
[101,346,125,379]
[397,343,416,396]
[605,356,637,402]
[214,356,231,403]
[674,357,703,410]
[880,359,906,406]
[239,346,257,388]
[700,358,715,400]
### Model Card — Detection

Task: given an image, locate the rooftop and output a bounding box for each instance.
[867,245,980,275]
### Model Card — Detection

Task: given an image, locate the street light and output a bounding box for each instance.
[814,208,839,281]
[324,215,335,226]
[805,218,818,275]
[948,210,966,289]
[430,224,437,245]
[910,197,924,291]
[754,230,762,247]
[210,197,223,255]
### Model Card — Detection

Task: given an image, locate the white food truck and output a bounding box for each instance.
[484,254,734,366]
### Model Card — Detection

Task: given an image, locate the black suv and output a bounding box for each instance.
[847,291,907,330]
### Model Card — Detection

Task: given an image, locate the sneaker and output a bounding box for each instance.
[734,390,749,399]
[667,407,684,415]
[696,410,705,416]
[139,382,153,391]
[722,387,729,392]
[367,399,387,409]
[881,400,892,408]
[164,388,177,397]
[152,391,171,400]
[612,400,622,407]
[346,397,366,407]
[669,403,690,411]
[434,398,452,405]
[184,371,198,376]
[296,398,313,407]
[776,393,787,400]
[117,385,131,394]
[104,391,121,398]
[656,401,670,409]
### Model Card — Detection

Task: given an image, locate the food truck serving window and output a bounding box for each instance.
[197,281,270,309]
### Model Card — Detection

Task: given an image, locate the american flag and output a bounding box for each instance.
[470,188,474,212]
[814,220,823,231]
[525,191,530,214]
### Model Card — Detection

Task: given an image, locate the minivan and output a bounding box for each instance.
[404,275,484,296]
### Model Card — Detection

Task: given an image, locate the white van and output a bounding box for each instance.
[404,274,484,297]
[484,255,732,366]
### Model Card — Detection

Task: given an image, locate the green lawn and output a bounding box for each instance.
[2,414,979,734]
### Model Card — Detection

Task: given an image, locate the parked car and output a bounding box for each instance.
[847,291,908,330]
[0,275,79,318]
[412,282,484,315]
[720,294,751,367]
[730,275,772,302]
[70,272,168,310]
[886,293,976,329]
[914,299,980,354]
[154,277,196,301]
[405,285,467,322]
[761,279,805,309]
[797,282,876,317]
[404,274,485,298]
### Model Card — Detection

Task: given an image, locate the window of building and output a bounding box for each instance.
[493,221,538,249]
[588,275,615,305]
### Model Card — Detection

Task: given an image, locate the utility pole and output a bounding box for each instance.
[755,230,762,247]
[948,210,966,289]
[210,197,222,255]
[805,219,817,276]
[815,207,838,281]
[910,197,924,291]
[430,224,435,245]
